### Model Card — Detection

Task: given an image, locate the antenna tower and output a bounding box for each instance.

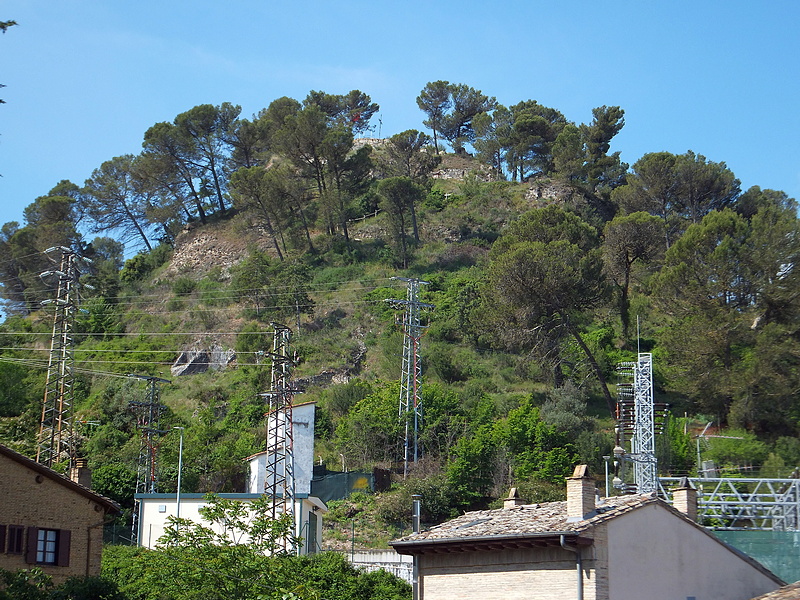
[128,374,171,544]
[385,277,434,477]
[262,324,296,549]
[615,353,667,494]
[36,246,90,468]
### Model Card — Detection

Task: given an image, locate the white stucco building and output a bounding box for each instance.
[245,402,317,496]
[136,492,326,554]
[391,466,785,600]
[136,401,326,554]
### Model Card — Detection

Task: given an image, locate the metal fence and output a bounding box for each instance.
[660,477,800,531]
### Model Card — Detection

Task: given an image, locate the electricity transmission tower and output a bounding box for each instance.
[262,324,297,550]
[385,277,434,477]
[129,374,171,544]
[36,246,91,468]
[615,353,667,494]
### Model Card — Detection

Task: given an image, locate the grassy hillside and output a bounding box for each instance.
[1,151,798,548]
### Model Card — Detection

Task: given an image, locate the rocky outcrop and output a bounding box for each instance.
[171,342,236,376]
[293,332,367,391]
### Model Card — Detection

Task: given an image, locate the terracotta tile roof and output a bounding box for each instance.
[750,582,800,600]
[391,494,655,550]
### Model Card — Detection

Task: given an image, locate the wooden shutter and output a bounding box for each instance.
[8,525,24,554]
[25,527,38,564]
[0,524,6,553]
[56,529,71,567]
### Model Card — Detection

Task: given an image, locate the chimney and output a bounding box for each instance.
[70,458,92,489]
[673,477,698,522]
[504,487,525,509]
[566,465,596,521]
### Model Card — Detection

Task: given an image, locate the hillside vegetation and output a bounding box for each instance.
[1,84,799,543]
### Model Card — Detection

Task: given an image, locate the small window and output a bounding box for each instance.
[7,525,24,554]
[37,529,58,564]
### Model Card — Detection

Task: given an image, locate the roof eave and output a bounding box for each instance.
[390,531,592,555]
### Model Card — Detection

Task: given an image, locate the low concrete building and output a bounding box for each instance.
[246,402,317,497]
[136,401,327,554]
[0,444,120,582]
[390,466,784,600]
[135,493,326,554]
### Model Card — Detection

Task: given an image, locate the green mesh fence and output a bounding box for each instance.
[714,530,800,584]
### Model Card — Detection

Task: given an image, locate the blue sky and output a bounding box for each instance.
[1,1,798,243]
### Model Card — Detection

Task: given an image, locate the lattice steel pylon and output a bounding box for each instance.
[36,246,90,468]
[129,374,171,544]
[385,278,434,478]
[262,324,297,550]
[616,353,666,494]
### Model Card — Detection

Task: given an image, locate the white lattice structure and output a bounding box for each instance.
[616,353,665,494]
[660,477,800,531]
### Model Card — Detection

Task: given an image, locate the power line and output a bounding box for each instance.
[0,347,267,354]
[3,279,399,315]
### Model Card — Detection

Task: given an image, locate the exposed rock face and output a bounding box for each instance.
[524,179,580,203]
[162,219,273,280]
[293,332,367,391]
[353,137,389,151]
[171,342,236,376]
[167,231,247,280]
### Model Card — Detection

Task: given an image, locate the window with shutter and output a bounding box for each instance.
[36,529,58,564]
[24,527,70,566]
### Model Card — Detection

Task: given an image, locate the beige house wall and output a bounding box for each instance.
[419,546,599,600]
[0,453,110,582]
[606,504,781,600]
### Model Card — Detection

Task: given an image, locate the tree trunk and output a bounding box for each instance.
[561,313,616,417]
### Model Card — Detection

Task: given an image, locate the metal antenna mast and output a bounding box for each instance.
[632,353,656,492]
[385,277,434,478]
[36,246,90,468]
[128,374,171,544]
[262,324,297,550]
[615,353,666,494]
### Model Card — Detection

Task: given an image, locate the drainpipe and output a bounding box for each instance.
[560,535,583,600]
[412,495,422,600]
[85,514,114,576]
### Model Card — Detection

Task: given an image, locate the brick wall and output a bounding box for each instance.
[0,453,110,582]
[418,546,595,600]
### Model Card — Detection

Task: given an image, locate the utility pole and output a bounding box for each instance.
[262,324,297,551]
[128,374,171,544]
[385,277,434,478]
[36,246,91,468]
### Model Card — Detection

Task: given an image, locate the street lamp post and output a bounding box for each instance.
[174,427,185,523]
[603,455,611,497]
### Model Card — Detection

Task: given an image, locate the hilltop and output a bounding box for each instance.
[1,88,799,546]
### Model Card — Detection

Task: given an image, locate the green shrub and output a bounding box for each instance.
[119,244,172,283]
[172,276,196,295]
